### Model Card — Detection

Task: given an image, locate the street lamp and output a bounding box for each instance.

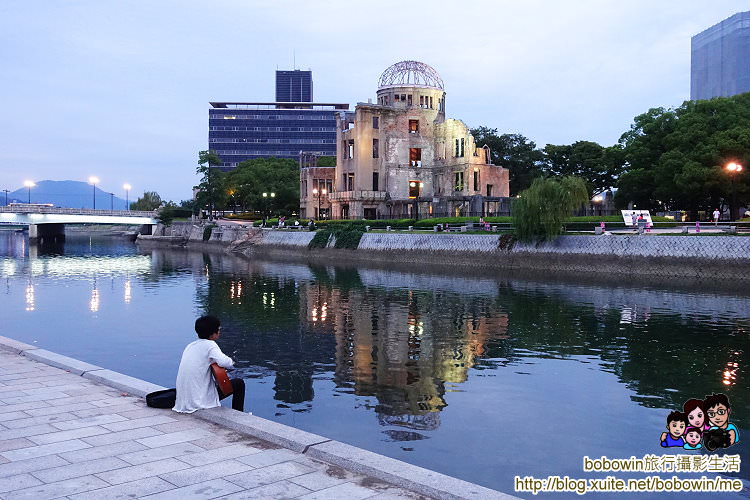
[123,184,131,211]
[725,162,744,221]
[23,180,35,204]
[109,192,114,210]
[312,188,327,220]
[262,192,276,223]
[88,176,99,209]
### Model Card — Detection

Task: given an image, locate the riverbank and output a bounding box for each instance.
[0,336,512,500]
[138,222,750,281]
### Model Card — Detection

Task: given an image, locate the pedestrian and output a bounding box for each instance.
[173,315,245,413]
[712,208,720,225]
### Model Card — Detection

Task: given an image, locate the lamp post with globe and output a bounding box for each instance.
[726,162,744,221]
[24,180,35,204]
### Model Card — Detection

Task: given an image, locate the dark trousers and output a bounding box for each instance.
[218,378,245,412]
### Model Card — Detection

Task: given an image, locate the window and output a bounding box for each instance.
[409,148,422,167]
[419,96,425,108]
[372,116,379,129]
[473,170,479,191]
[486,184,493,197]
[454,172,464,191]
[429,96,433,109]
[455,139,460,157]
[460,138,465,157]
[409,120,419,134]
[400,94,406,102]
[364,208,377,219]
[407,95,413,106]
[395,94,400,101]
[348,140,354,159]
[408,180,422,199]
[372,138,379,158]
[347,173,354,191]
[342,141,348,159]
[372,172,379,191]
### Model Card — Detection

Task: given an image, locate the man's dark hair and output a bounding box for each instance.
[683,399,705,415]
[666,411,687,425]
[704,393,730,410]
[195,315,220,339]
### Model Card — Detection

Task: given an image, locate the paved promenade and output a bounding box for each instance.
[0,349,427,500]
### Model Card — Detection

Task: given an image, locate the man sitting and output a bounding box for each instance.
[173,315,245,413]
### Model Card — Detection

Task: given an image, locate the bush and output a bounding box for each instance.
[308,230,331,249]
[513,177,589,242]
[156,207,175,227]
[203,224,216,241]
[331,224,365,249]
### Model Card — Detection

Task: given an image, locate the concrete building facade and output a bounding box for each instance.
[691,11,750,100]
[326,61,509,220]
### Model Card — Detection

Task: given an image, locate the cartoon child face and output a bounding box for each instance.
[687,407,705,428]
[707,404,730,428]
[685,430,701,446]
[668,420,686,438]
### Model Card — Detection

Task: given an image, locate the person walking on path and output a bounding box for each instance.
[173,315,245,413]
[713,208,721,225]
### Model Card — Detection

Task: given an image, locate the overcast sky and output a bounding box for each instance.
[0,1,746,202]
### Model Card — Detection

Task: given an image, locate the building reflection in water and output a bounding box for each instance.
[90,279,100,313]
[25,282,35,312]
[124,279,132,304]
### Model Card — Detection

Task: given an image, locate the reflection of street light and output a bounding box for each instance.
[88,176,99,209]
[123,184,131,211]
[23,180,35,204]
[312,187,327,220]
[726,162,744,221]
[262,192,276,221]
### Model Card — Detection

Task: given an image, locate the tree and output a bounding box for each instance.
[615,93,750,216]
[542,141,624,196]
[316,156,336,167]
[512,176,589,241]
[156,206,175,226]
[471,127,544,195]
[130,191,162,211]
[225,157,299,216]
[195,150,226,219]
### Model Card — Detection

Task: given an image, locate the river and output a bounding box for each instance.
[0,232,747,497]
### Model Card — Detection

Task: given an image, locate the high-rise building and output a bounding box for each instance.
[276,70,313,102]
[208,101,348,170]
[691,11,750,100]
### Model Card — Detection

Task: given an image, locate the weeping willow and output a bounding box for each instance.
[512,176,589,242]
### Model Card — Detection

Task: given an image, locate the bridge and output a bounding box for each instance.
[0,205,158,240]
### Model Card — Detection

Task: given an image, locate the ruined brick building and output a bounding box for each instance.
[321,60,509,219]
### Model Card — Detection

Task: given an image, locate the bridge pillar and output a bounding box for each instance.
[139,224,156,235]
[28,224,66,242]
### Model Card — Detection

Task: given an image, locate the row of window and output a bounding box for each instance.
[216,150,333,156]
[211,114,334,120]
[210,138,335,144]
[335,172,492,197]
[209,126,336,132]
[376,94,444,111]
[345,140,465,163]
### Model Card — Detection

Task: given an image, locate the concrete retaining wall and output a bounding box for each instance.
[139,224,750,280]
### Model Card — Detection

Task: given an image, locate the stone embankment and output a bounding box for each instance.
[137,222,750,280]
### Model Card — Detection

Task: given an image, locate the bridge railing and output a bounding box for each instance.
[0,206,156,217]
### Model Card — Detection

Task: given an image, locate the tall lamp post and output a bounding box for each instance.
[262,192,275,223]
[726,162,744,221]
[2,189,9,206]
[88,176,99,209]
[23,180,35,204]
[312,188,327,220]
[109,193,114,210]
[123,184,131,211]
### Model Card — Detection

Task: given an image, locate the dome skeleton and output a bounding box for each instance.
[377,61,444,90]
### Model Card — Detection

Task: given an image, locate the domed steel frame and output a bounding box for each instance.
[377,61,444,90]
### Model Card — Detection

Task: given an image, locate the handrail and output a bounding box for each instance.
[0,206,155,217]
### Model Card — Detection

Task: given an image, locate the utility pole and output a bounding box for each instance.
[2,189,9,206]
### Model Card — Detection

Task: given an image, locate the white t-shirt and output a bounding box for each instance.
[173,339,234,413]
[713,210,720,220]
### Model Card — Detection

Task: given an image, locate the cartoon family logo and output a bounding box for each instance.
[660,393,739,452]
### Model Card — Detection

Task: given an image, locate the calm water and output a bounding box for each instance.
[1,232,748,497]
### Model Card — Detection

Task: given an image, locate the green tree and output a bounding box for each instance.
[156,206,175,226]
[471,127,544,195]
[615,93,750,217]
[225,157,299,216]
[195,150,227,219]
[542,141,624,196]
[130,191,162,211]
[316,156,336,167]
[512,176,589,241]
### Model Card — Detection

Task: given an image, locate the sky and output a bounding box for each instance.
[0,0,746,202]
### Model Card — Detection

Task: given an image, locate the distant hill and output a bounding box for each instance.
[7,180,129,210]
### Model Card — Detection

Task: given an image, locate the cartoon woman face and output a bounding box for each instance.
[687,407,705,428]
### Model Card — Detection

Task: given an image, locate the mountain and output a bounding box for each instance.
[7,180,129,210]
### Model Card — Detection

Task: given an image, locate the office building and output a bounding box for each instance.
[276,70,313,102]
[691,11,750,100]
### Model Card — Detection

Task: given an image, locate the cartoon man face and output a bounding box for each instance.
[668,419,686,438]
[687,407,705,428]
[707,404,730,428]
[685,430,701,446]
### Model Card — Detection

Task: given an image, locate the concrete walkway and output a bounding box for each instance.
[0,349,427,500]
